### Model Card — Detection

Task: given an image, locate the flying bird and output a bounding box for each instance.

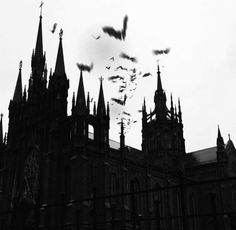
[123,111,131,116]
[50,23,57,34]
[142,72,152,78]
[102,27,122,40]
[111,98,124,105]
[102,15,128,41]
[119,87,125,93]
[122,15,128,40]
[109,57,115,61]
[76,62,93,72]
[129,68,136,74]
[152,48,171,55]
[108,75,123,81]
[130,74,137,82]
[92,35,101,40]
[106,66,111,70]
[111,94,127,106]
[115,66,128,71]
[120,52,137,63]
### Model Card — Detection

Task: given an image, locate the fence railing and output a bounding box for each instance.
[1,174,236,230]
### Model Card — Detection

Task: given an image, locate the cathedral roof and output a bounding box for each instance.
[186,139,235,167]
[186,146,217,167]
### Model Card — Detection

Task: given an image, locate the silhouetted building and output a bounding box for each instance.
[0,12,236,230]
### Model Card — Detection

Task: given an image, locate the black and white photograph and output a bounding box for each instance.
[0,0,236,229]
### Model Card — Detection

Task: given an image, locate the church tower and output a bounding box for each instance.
[71,70,89,144]
[142,64,185,172]
[93,77,110,149]
[48,29,69,120]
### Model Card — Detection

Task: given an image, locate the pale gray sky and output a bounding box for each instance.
[1,0,236,152]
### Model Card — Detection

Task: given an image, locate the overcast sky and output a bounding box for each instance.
[1,0,236,152]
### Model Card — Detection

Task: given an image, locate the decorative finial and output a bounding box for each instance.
[19,61,23,69]
[0,113,3,120]
[59,29,63,39]
[228,134,231,140]
[99,76,104,82]
[157,60,160,72]
[19,60,23,70]
[39,1,44,17]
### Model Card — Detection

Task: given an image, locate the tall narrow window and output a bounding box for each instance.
[88,125,94,140]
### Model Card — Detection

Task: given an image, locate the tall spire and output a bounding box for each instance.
[54,29,66,76]
[142,97,146,111]
[178,98,182,123]
[154,63,167,119]
[0,114,3,145]
[35,12,43,58]
[217,125,226,161]
[97,77,106,115]
[13,61,23,102]
[217,125,224,146]
[157,64,163,92]
[76,71,86,108]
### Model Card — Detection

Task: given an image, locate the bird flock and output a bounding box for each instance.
[49,14,170,134]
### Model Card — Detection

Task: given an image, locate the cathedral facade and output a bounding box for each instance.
[0,13,236,230]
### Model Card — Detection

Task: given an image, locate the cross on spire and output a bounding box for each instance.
[39,1,44,17]
[99,76,104,82]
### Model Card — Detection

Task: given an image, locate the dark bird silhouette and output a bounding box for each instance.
[111,94,127,106]
[152,48,171,55]
[137,109,142,113]
[130,74,137,82]
[120,52,137,63]
[50,23,57,34]
[102,15,128,41]
[123,111,131,116]
[92,35,101,40]
[132,120,137,123]
[76,62,93,72]
[122,15,128,40]
[123,94,127,104]
[119,88,125,93]
[115,66,128,71]
[106,66,111,69]
[130,68,136,74]
[109,57,115,61]
[111,98,124,105]
[108,75,123,81]
[102,27,122,40]
[142,72,152,78]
